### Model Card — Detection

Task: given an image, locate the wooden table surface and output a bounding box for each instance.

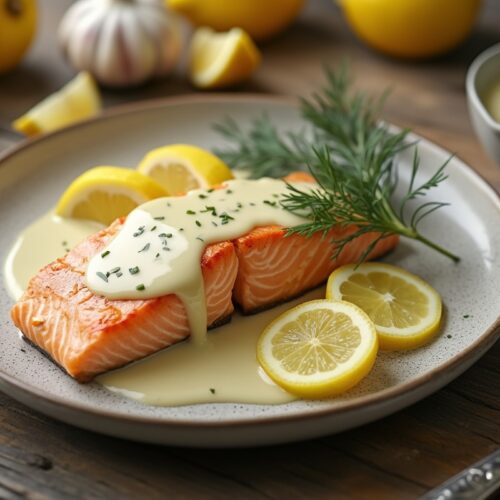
[0,1,499,498]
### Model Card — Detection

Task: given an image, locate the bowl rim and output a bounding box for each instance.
[466,42,500,132]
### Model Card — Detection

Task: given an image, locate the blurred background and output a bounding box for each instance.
[0,0,499,182]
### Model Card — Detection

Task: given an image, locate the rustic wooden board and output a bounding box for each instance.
[0,0,498,498]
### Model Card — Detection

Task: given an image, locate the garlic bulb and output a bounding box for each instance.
[59,0,182,87]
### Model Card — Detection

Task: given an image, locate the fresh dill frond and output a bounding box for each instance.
[283,147,459,263]
[213,115,309,178]
[213,65,459,263]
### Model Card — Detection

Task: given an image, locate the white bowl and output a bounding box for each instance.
[466,43,500,165]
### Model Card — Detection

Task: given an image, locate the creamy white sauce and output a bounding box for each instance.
[4,212,103,300]
[86,178,310,343]
[98,289,324,406]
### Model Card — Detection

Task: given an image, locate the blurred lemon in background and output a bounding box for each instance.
[339,0,482,58]
[0,0,37,73]
[189,27,261,89]
[13,72,101,136]
[167,0,304,41]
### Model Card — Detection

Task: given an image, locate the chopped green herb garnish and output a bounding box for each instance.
[155,252,160,258]
[116,272,123,278]
[96,272,108,282]
[212,221,218,227]
[133,226,145,237]
[101,250,110,258]
[207,188,214,193]
[163,247,171,251]
[136,284,145,291]
[249,202,256,206]
[209,388,216,394]
[150,225,157,232]
[167,202,171,207]
[109,267,121,274]
[195,220,202,227]
[201,206,217,216]
[219,212,234,225]
[138,243,150,253]
[62,241,68,246]
[263,200,277,207]
[447,334,452,339]
[186,210,196,215]
[198,194,208,199]
[129,266,140,275]
[196,237,204,242]
[158,233,167,238]
[463,314,471,319]
[153,216,165,221]
[226,189,233,194]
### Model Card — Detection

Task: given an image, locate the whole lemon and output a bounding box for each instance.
[0,0,36,73]
[340,0,482,58]
[167,0,304,41]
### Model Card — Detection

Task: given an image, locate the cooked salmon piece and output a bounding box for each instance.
[232,173,399,313]
[11,218,238,382]
[11,174,399,382]
[233,226,398,313]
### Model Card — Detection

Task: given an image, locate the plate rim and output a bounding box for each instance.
[0,93,499,429]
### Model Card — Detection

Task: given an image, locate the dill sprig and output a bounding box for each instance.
[214,65,459,262]
[213,115,310,178]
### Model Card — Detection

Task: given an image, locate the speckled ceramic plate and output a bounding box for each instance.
[0,96,499,448]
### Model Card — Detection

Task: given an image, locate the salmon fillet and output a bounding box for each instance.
[11,175,399,382]
[11,218,238,382]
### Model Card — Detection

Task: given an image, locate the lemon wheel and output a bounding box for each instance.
[326,263,442,350]
[257,300,378,398]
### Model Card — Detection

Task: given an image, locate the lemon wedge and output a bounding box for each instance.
[55,167,167,225]
[13,72,101,136]
[189,27,261,89]
[137,144,234,195]
[326,263,442,350]
[257,300,378,398]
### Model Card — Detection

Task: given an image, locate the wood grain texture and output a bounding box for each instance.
[0,0,498,498]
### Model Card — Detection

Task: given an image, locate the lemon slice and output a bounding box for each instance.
[257,300,378,398]
[189,27,261,89]
[13,72,101,137]
[326,263,442,350]
[137,144,234,195]
[55,167,167,225]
